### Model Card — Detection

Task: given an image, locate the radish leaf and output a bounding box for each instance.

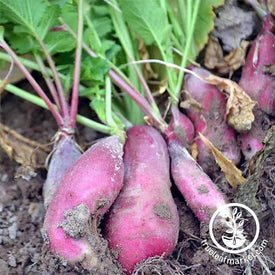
[0,0,60,40]
[120,0,171,47]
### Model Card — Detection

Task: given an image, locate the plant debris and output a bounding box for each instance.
[199,133,246,188]
[204,35,249,76]
[203,74,257,132]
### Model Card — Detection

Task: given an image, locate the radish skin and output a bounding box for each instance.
[165,105,194,148]
[44,136,124,267]
[43,137,81,209]
[239,17,275,115]
[104,126,179,274]
[184,67,241,174]
[168,140,228,223]
[239,16,275,159]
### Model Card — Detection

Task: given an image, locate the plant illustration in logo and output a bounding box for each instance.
[222,207,246,249]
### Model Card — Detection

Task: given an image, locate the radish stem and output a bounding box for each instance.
[37,39,69,119]
[34,53,61,111]
[105,76,115,127]
[174,0,200,98]
[70,0,84,129]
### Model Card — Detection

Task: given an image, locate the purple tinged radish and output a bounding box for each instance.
[43,136,124,268]
[239,15,275,159]
[183,66,241,175]
[168,139,230,223]
[165,105,195,148]
[239,15,275,116]
[104,125,179,274]
[43,136,81,208]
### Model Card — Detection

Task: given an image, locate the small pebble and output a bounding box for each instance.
[8,222,17,240]
[0,203,3,212]
[28,203,44,224]
[1,174,9,183]
[8,254,16,267]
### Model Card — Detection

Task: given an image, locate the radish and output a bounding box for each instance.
[239,15,275,159]
[44,136,124,267]
[239,14,275,116]
[165,105,194,148]
[183,66,241,174]
[168,139,229,223]
[43,136,81,209]
[104,125,179,274]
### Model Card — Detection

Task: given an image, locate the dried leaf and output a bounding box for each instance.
[199,133,246,188]
[0,123,49,175]
[138,38,158,80]
[268,0,275,16]
[263,64,275,76]
[190,142,198,160]
[203,74,257,132]
[224,40,249,72]
[204,36,249,76]
[180,90,202,112]
[204,35,228,73]
[0,79,9,95]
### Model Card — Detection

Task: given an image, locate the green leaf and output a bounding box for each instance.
[50,0,68,8]
[90,97,106,122]
[0,0,60,40]
[120,0,171,46]
[44,31,75,54]
[192,0,224,59]
[8,33,39,54]
[61,2,78,32]
[81,57,111,82]
[84,28,102,53]
[0,26,4,40]
[93,17,112,38]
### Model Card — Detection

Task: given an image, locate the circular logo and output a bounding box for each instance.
[209,203,260,254]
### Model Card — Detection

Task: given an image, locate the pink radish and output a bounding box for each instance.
[165,105,194,148]
[168,139,229,223]
[43,137,81,208]
[43,136,124,267]
[239,15,275,116]
[104,125,179,274]
[183,66,241,174]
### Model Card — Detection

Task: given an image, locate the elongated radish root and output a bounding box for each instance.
[239,15,275,116]
[43,136,124,268]
[239,16,275,159]
[43,136,81,209]
[183,66,240,174]
[168,139,229,223]
[165,105,194,148]
[104,126,179,274]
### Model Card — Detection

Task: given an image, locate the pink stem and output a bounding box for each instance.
[35,54,61,111]
[38,41,70,120]
[69,0,83,129]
